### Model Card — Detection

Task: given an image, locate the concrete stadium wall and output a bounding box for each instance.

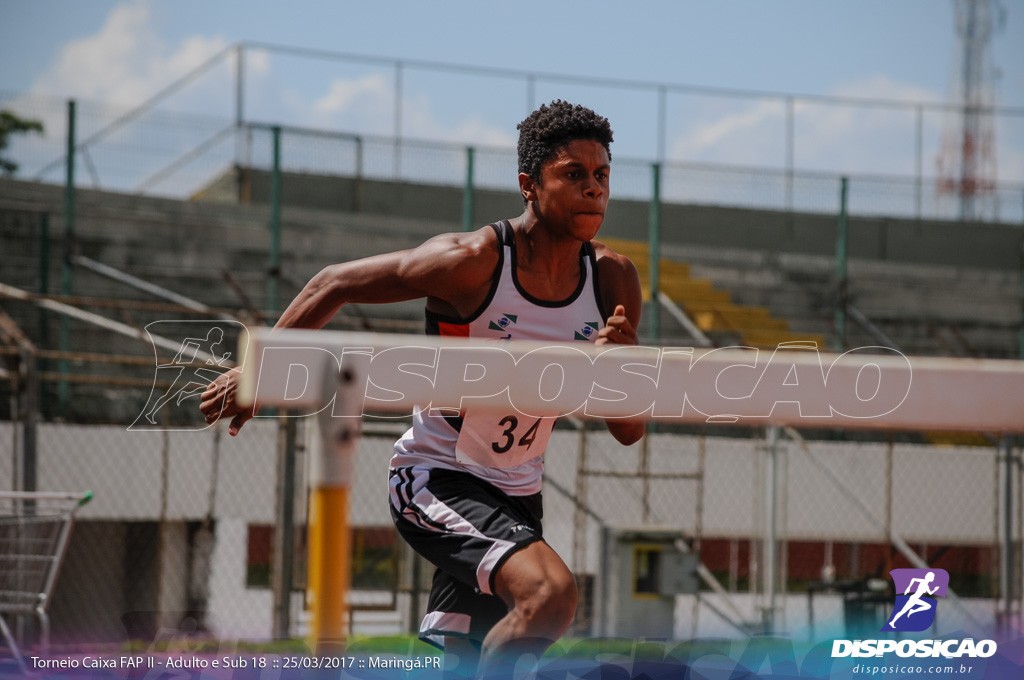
[197,168,1024,271]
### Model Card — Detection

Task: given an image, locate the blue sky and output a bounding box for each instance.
[1,0,1022,183]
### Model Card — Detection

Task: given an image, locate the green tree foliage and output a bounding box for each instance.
[0,110,45,176]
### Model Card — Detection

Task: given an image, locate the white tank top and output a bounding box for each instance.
[390,221,608,495]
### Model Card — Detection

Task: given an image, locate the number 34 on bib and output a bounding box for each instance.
[455,411,555,469]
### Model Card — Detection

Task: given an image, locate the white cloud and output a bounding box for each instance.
[832,75,942,103]
[29,1,229,108]
[311,74,393,134]
[671,99,785,165]
[999,148,1023,184]
[0,2,240,189]
[670,75,947,176]
[308,75,514,147]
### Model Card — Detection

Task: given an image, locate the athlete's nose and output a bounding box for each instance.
[582,175,603,199]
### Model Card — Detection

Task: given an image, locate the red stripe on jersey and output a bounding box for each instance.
[437,322,470,338]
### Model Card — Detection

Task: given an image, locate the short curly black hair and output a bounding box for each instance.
[517,100,613,184]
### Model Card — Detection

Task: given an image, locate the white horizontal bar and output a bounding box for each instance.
[236,329,1024,434]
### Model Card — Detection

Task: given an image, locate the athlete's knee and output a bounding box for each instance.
[547,570,579,625]
[495,543,578,637]
[515,569,577,632]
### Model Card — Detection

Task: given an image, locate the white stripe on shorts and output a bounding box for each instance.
[388,466,516,595]
[419,610,472,648]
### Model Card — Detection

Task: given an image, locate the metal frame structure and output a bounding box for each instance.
[0,491,91,674]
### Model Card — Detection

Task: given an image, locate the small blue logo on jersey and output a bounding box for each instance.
[574,322,600,341]
[488,313,518,333]
[882,568,949,632]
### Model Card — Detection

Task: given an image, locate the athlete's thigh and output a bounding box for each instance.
[389,465,543,594]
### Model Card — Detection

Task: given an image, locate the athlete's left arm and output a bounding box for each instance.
[593,242,646,447]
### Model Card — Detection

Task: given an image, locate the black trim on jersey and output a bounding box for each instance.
[505,220,589,309]
[585,241,611,322]
[424,223,505,332]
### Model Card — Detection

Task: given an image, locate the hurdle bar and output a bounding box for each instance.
[235,328,1024,649]
[238,329,1024,433]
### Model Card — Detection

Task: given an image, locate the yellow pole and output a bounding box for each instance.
[309,486,350,651]
[306,362,364,654]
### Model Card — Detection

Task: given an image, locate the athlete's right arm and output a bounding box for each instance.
[274,231,497,329]
[199,229,499,435]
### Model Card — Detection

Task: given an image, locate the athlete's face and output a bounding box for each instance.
[521,139,610,241]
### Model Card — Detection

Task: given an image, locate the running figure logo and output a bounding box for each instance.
[882,568,949,632]
[131,321,246,431]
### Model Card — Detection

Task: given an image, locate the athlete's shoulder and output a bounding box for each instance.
[590,239,640,285]
[401,224,502,305]
[451,223,502,260]
[408,224,500,278]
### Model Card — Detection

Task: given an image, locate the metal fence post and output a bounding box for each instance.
[354,136,364,212]
[272,415,298,640]
[834,177,849,352]
[1001,435,1016,624]
[1011,435,1019,617]
[38,213,50,418]
[58,100,76,414]
[462,146,475,231]
[648,162,661,342]
[525,74,535,117]
[1019,225,1024,361]
[393,61,403,179]
[657,85,667,163]
[235,44,244,167]
[268,125,282,315]
[38,213,50,299]
[763,425,780,633]
[915,106,923,219]
[785,97,794,211]
[21,347,37,494]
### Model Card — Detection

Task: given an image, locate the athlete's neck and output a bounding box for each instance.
[511,212,584,273]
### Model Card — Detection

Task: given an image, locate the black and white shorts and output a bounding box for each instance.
[388,465,544,648]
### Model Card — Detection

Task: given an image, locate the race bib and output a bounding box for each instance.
[455,409,556,469]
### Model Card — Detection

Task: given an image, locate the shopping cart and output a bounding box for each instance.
[0,491,92,674]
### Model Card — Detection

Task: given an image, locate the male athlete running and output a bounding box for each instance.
[201,100,644,675]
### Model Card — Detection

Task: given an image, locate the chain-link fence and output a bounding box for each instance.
[0,402,1018,648]
[548,427,1018,641]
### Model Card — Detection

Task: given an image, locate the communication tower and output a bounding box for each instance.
[936,0,1005,219]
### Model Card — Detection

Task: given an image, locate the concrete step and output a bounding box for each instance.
[601,237,691,277]
[680,303,790,333]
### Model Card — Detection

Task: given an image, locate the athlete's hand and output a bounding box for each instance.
[200,368,255,436]
[596,304,637,346]
[597,304,645,445]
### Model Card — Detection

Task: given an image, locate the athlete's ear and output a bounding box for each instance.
[519,172,537,203]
